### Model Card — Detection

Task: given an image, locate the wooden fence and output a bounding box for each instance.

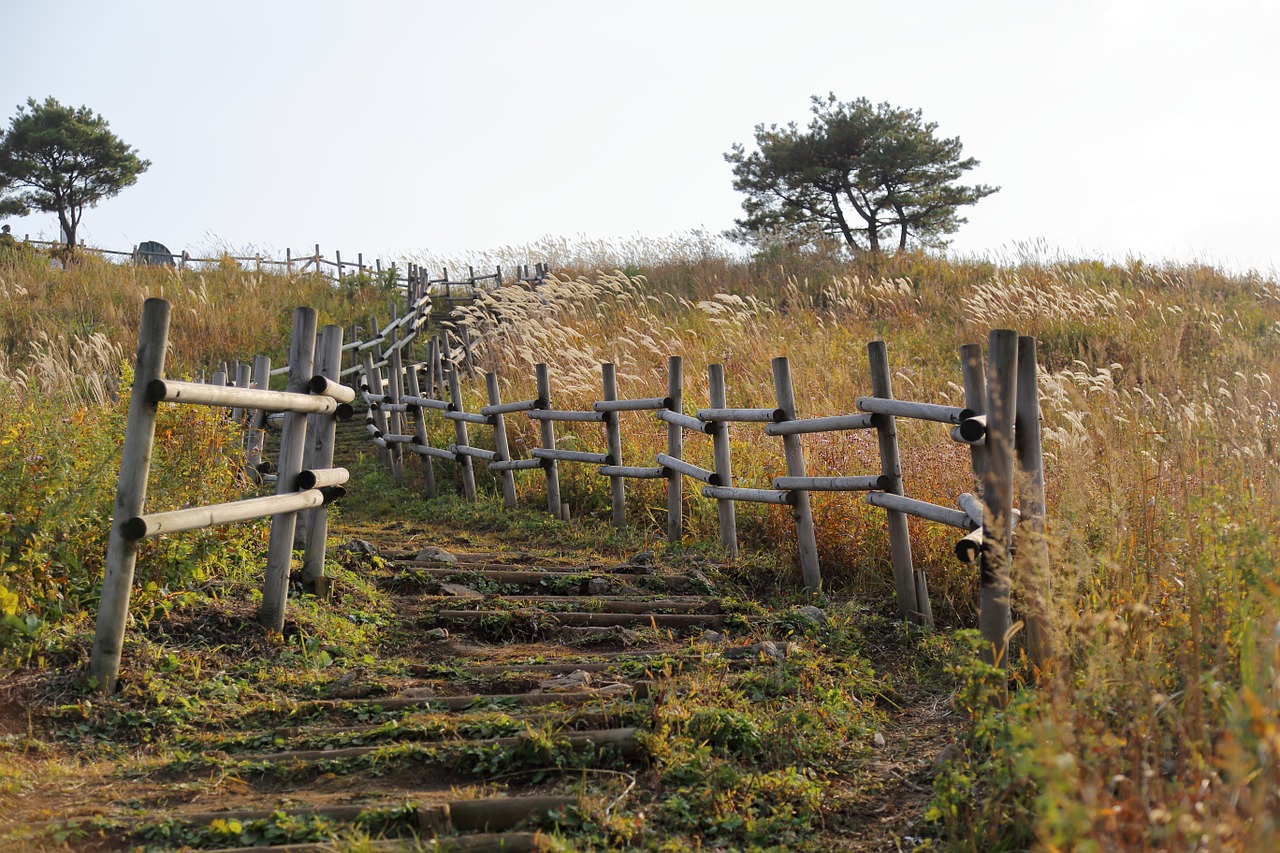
[15,235,549,301]
[356,329,1052,677]
[88,300,356,693]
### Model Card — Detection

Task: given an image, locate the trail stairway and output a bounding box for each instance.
[41,414,770,852]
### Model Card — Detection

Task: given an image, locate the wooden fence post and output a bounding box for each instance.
[666,356,683,544]
[232,363,251,424]
[867,341,923,623]
[772,357,821,593]
[979,329,1018,671]
[89,298,171,693]
[362,352,396,476]
[536,363,563,519]
[259,307,318,632]
[486,371,518,508]
[960,343,990,481]
[707,364,739,558]
[245,355,271,476]
[447,368,478,501]
[602,363,626,527]
[301,324,344,592]
[404,366,439,499]
[387,348,407,485]
[1015,335,1053,680]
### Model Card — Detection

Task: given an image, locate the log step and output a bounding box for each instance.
[207,832,549,853]
[438,609,726,629]
[429,595,719,614]
[399,566,697,592]
[303,681,649,712]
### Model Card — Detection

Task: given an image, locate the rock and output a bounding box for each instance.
[424,627,450,641]
[701,630,725,646]
[399,686,437,699]
[338,539,378,558]
[872,732,887,748]
[932,743,963,772]
[415,545,458,564]
[684,568,712,593]
[586,577,621,596]
[794,605,826,623]
[725,640,789,661]
[540,670,593,692]
[438,582,482,599]
[633,550,655,565]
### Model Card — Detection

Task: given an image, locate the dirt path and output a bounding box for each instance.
[0,417,963,852]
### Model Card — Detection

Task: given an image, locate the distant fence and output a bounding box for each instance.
[356,330,1053,679]
[15,235,549,305]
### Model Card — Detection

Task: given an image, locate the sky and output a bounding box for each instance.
[2,0,1278,274]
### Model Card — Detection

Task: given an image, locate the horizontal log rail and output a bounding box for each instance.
[865,491,975,530]
[855,396,975,425]
[764,413,876,436]
[122,488,329,539]
[655,452,720,485]
[146,379,349,416]
[594,396,673,413]
[773,475,888,492]
[655,409,713,434]
[696,406,787,423]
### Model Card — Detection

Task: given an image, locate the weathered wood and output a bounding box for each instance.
[404,367,438,498]
[958,413,987,443]
[666,356,683,543]
[386,348,408,485]
[773,475,887,491]
[602,363,626,527]
[242,727,639,764]
[598,465,666,479]
[533,365,568,518]
[90,297,170,693]
[402,393,451,411]
[402,565,694,591]
[868,341,922,623]
[979,329,1018,670]
[655,408,712,434]
[764,413,876,436]
[486,371,518,508]
[489,458,544,472]
[452,444,497,462]
[960,343,991,481]
[362,352,395,474]
[443,409,491,425]
[855,397,975,425]
[447,369,478,501]
[299,325,343,569]
[865,491,974,530]
[593,396,672,412]
[124,489,326,539]
[707,364,738,557]
[208,832,550,853]
[442,609,725,629]
[702,486,795,505]
[307,374,356,404]
[480,397,546,416]
[955,526,984,563]
[309,683,645,712]
[656,453,720,486]
[245,355,271,475]
[410,443,459,462]
[261,308,317,632]
[697,406,786,423]
[773,356,821,592]
[146,379,340,415]
[1015,335,1053,679]
[531,448,612,465]
[231,363,252,423]
[527,409,606,423]
[296,466,349,490]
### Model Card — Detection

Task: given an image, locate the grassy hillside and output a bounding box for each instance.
[2,238,1279,849]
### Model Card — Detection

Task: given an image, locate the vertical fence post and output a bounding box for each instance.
[89,298,171,693]
[301,324,344,593]
[245,355,271,476]
[387,348,407,485]
[960,343,990,482]
[461,327,476,380]
[666,355,683,544]
[404,365,438,499]
[602,363,626,527]
[259,307,318,632]
[447,368,478,501]
[336,250,343,282]
[486,371,518,508]
[362,352,396,476]
[979,329,1018,671]
[867,341,922,623]
[426,337,440,396]
[1015,335,1053,680]
[433,335,446,394]
[772,357,822,593]
[286,248,292,275]
[707,364,738,558]
[231,363,251,424]
[536,363,562,519]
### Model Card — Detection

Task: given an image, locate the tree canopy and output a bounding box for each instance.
[0,97,150,248]
[726,95,998,254]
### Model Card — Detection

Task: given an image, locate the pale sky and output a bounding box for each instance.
[2,1,1277,273]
